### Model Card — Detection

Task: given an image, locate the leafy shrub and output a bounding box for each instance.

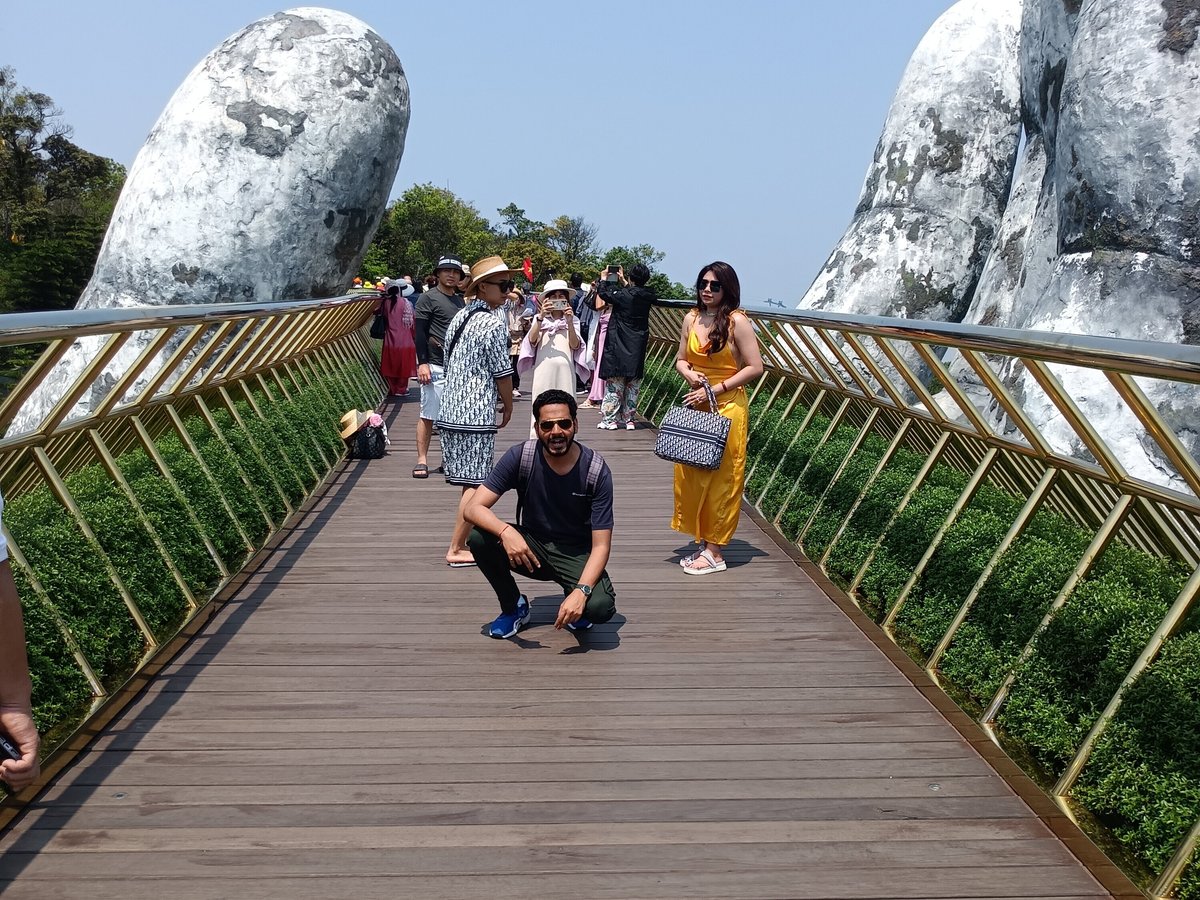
[117,449,221,594]
[938,511,1092,705]
[999,545,1188,775]
[892,485,1023,659]
[4,488,144,689]
[183,414,274,540]
[11,565,93,739]
[1073,629,1200,898]
[149,435,247,569]
[64,465,188,640]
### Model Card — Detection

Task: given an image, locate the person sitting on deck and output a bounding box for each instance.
[464,389,618,639]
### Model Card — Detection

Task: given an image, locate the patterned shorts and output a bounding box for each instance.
[439,429,496,486]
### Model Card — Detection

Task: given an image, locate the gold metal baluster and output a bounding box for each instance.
[1022,358,1128,485]
[981,495,1134,724]
[849,431,952,593]
[88,429,198,610]
[1152,818,1200,900]
[164,404,269,537]
[1106,371,1200,498]
[31,446,157,647]
[818,419,913,569]
[35,332,132,437]
[215,385,294,517]
[926,467,1058,672]
[957,348,1053,456]
[4,532,105,697]
[883,446,1000,632]
[797,408,881,543]
[752,389,827,504]
[769,397,853,522]
[189,397,277,530]
[1054,563,1200,795]
[129,414,236,572]
[0,338,73,435]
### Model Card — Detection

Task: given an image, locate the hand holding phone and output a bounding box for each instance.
[0,730,20,763]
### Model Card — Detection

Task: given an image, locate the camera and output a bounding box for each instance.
[0,730,21,762]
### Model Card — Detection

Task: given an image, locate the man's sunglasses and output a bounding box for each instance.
[487,279,516,292]
[699,279,723,292]
[537,418,574,433]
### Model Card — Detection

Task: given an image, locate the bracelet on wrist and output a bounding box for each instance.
[498,524,511,540]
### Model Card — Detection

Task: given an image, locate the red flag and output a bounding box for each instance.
[522,256,533,284]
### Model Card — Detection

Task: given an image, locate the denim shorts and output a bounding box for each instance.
[419,364,445,421]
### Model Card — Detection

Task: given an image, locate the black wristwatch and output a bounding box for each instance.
[574,584,592,598]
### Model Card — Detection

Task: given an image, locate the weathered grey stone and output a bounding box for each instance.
[799,0,1023,325]
[1013,0,1200,489]
[13,7,407,434]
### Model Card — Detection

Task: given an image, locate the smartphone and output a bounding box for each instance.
[550,299,570,312]
[0,730,21,762]
[605,269,620,282]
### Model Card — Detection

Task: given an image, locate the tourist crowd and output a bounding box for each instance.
[362,254,763,637]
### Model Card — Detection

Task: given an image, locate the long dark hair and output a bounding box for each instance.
[694,261,741,355]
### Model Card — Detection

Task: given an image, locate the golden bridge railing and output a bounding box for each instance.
[645,302,1200,899]
[0,293,382,826]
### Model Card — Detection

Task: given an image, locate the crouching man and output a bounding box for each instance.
[465,388,617,638]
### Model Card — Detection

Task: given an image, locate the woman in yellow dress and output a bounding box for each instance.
[672,261,764,574]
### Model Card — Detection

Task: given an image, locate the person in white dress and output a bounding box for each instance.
[516,280,588,438]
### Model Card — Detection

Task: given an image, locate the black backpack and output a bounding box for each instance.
[348,424,387,459]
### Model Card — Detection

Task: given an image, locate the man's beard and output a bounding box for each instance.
[539,432,574,457]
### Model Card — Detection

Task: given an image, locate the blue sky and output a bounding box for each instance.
[2,1,957,303]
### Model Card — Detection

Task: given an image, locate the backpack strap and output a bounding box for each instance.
[444,306,488,367]
[515,438,538,526]
[584,447,606,497]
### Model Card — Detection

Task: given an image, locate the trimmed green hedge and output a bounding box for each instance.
[640,347,1200,899]
[6,360,376,759]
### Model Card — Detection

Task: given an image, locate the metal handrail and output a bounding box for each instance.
[0,293,384,827]
[646,301,1200,899]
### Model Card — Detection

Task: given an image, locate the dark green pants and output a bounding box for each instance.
[467,525,617,622]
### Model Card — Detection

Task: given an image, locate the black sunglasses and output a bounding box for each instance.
[487,279,515,292]
[537,418,574,433]
[699,279,723,292]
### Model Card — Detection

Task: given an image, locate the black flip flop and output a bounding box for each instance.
[412,463,429,479]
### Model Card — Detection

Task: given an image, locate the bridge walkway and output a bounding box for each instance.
[0,394,1123,898]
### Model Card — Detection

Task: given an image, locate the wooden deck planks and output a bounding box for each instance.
[0,393,1117,898]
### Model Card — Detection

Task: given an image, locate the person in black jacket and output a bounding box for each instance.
[595,263,657,430]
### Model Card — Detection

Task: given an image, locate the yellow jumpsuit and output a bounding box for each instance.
[671,323,748,546]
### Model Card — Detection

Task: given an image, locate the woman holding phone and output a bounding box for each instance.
[517,279,588,437]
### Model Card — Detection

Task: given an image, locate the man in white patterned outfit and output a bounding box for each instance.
[435,256,519,567]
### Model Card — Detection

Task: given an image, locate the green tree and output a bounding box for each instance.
[0,66,125,314]
[496,202,546,241]
[371,183,498,279]
[546,215,598,271]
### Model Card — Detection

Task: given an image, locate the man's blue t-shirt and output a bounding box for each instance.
[484,442,614,547]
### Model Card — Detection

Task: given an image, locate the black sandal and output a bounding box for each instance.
[412,463,429,479]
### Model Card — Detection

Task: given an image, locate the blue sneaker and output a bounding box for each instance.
[565,617,593,632]
[488,595,530,639]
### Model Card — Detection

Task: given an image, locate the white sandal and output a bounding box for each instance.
[679,542,708,568]
[683,548,727,575]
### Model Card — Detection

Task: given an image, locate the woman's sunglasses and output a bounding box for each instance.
[537,418,574,433]
[699,279,723,292]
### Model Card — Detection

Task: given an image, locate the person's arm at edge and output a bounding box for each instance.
[495,374,513,428]
[554,528,612,629]
[464,484,539,571]
[0,559,39,791]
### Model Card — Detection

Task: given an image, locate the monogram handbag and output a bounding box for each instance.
[655,381,731,470]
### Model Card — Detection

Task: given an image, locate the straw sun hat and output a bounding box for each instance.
[463,256,523,300]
